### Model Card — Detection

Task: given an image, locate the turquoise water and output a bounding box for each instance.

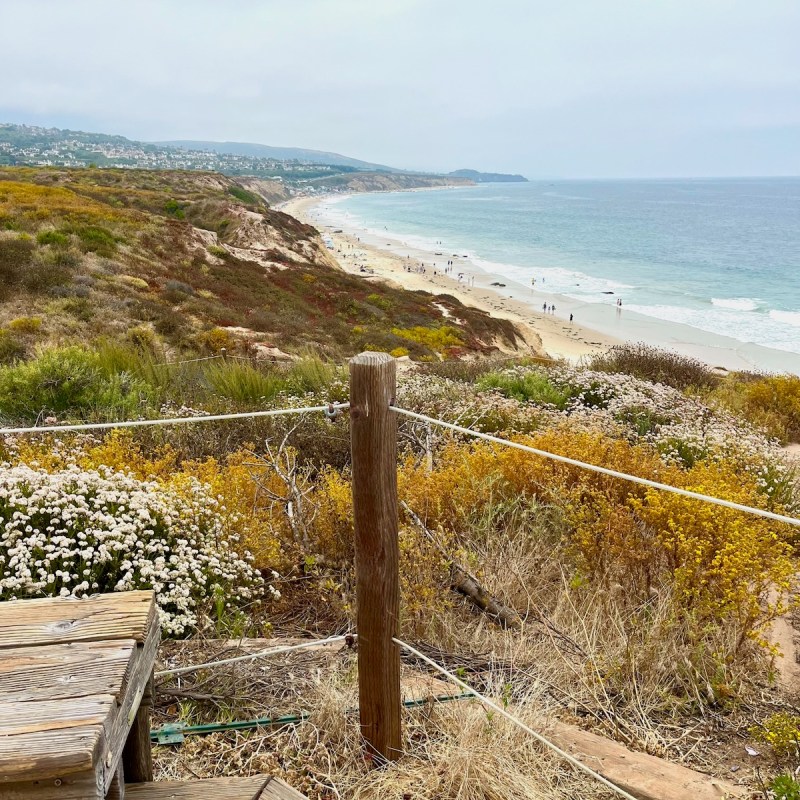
[322,179,800,355]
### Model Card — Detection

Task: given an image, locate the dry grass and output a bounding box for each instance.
[154,648,619,800]
[151,503,772,797]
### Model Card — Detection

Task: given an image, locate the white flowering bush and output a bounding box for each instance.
[0,464,262,635]
[413,364,798,510]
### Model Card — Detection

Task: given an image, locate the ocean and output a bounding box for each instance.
[318,179,800,360]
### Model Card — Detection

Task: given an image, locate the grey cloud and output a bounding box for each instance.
[1,0,798,177]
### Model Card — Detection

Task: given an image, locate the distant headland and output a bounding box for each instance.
[448,169,528,183]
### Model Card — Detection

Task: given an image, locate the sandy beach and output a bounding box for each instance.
[282,194,800,375]
[282,196,620,362]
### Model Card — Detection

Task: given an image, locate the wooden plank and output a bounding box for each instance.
[125,775,278,799]
[262,778,312,800]
[349,352,402,762]
[107,759,125,800]
[0,768,104,800]
[0,592,160,795]
[544,720,747,800]
[0,591,155,649]
[99,604,160,795]
[0,726,101,781]
[0,694,115,739]
[0,640,135,702]
[123,672,154,782]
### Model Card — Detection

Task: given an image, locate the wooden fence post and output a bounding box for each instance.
[349,351,402,762]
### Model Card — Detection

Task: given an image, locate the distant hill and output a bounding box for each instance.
[449,169,527,183]
[157,140,399,173]
[0,124,362,182]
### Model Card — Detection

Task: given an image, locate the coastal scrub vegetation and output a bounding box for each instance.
[0,166,519,363]
[2,167,799,795]
[1,349,799,795]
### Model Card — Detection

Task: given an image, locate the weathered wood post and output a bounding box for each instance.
[349,351,402,761]
[122,672,154,782]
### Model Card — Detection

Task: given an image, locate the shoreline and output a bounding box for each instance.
[282,193,800,374]
[282,195,621,362]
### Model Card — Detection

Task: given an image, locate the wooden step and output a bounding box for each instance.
[125,775,308,800]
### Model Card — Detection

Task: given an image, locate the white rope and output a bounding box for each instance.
[394,637,639,800]
[156,354,224,366]
[155,634,352,677]
[390,406,800,527]
[0,403,350,436]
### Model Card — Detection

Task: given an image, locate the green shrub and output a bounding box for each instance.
[164,199,185,219]
[0,346,152,422]
[36,229,70,247]
[153,310,187,338]
[771,774,800,800]
[207,245,228,258]
[61,297,94,321]
[478,370,572,409]
[46,248,81,269]
[7,317,42,334]
[420,356,546,383]
[119,274,149,290]
[125,325,158,352]
[196,327,236,354]
[73,225,118,256]
[228,185,260,205]
[286,356,339,394]
[367,293,393,311]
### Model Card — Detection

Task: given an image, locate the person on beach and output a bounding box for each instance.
[552,304,556,314]
[569,313,573,322]
[542,303,547,312]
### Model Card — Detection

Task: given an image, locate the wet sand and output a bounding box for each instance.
[282,196,619,361]
[281,194,800,375]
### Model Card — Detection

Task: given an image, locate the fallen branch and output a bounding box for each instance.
[401,501,521,629]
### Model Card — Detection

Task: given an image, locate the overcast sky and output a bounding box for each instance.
[2,0,799,178]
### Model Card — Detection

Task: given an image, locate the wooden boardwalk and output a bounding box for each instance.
[126,775,308,799]
[0,592,308,799]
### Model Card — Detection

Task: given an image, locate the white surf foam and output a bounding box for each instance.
[770,310,800,328]
[711,297,760,311]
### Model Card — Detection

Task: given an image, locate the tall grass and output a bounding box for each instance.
[588,342,720,391]
[0,343,342,424]
[205,362,284,405]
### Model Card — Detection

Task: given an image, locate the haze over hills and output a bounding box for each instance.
[1,124,526,190]
[156,139,399,173]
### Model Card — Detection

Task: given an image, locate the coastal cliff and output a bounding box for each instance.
[0,166,518,362]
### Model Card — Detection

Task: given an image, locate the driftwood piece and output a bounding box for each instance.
[401,501,521,629]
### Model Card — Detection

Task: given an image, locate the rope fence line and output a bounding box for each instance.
[155,634,353,678]
[393,637,640,800]
[0,402,350,436]
[155,354,225,367]
[390,405,800,527]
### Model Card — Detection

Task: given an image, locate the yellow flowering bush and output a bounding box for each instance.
[751,712,800,756]
[396,426,795,646]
